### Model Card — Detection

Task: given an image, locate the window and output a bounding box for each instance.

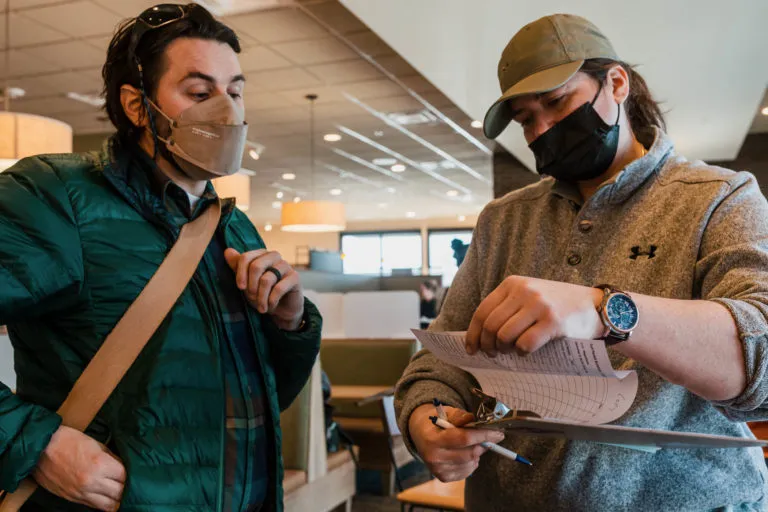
[428,229,473,286]
[341,231,423,275]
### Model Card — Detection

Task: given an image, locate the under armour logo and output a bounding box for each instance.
[630,245,657,260]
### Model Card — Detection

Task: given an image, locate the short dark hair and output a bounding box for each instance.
[421,280,438,293]
[580,59,666,146]
[102,3,241,144]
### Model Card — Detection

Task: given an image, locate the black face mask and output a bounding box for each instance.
[528,86,620,182]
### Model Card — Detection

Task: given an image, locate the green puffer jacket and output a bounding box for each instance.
[0,138,322,511]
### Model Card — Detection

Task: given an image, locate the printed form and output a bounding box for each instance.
[412,330,638,424]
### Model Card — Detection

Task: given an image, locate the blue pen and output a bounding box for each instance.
[429,415,533,466]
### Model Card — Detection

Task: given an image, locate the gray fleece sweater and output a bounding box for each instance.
[395,129,768,511]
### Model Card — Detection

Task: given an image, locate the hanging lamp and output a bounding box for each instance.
[280,93,345,232]
[0,0,72,172]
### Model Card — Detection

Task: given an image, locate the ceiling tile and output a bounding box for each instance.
[244,90,296,110]
[239,45,293,73]
[38,69,104,95]
[31,1,123,38]
[302,1,368,34]
[83,35,114,54]
[306,60,382,85]
[224,9,328,43]
[6,48,60,77]
[8,0,68,7]
[0,13,69,50]
[376,55,418,77]
[24,41,106,70]
[12,95,96,116]
[92,0,165,18]
[345,31,395,58]
[270,37,357,65]
[245,67,322,91]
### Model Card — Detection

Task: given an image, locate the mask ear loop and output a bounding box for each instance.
[135,57,162,160]
[591,79,621,126]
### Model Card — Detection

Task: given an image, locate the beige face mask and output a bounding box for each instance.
[147,94,248,181]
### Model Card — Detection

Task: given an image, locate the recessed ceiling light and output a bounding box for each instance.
[446,190,459,197]
[374,130,384,137]
[329,188,342,196]
[372,157,397,166]
[276,191,284,199]
[391,164,406,173]
[248,149,260,160]
[471,120,482,129]
[272,201,282,209]
[293,196,301,203]
[324,133,342,142]
[458,215,466,222]
[66,91,103,107]
[282,173,296,180]
[386,187,396,193]
[264,223,273,232]
[762,107,768,116]
[406,211,416,218]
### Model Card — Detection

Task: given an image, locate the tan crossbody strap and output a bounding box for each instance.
[0,200,222,512]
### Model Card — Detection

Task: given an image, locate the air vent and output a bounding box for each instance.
[387,109,438,126]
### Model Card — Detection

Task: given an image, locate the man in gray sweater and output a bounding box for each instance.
[395,13,768,511]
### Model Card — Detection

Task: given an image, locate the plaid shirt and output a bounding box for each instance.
[162,181,271,512]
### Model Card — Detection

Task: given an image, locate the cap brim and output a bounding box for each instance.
[483,60,584,139]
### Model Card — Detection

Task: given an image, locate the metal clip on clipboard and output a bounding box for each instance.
[470,388,541,426]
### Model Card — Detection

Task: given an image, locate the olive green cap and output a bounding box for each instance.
[483,13,619,139]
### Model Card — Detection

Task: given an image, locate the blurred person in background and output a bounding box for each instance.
[419,280,440,329]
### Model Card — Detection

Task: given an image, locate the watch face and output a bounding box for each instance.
[606,293,639,332]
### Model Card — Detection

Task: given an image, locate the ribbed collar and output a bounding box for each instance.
[551,127,675,206]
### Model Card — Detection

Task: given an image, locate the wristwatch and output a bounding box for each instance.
[594,284,639,345]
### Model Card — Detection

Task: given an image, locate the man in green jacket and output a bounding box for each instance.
[0,4,322,511]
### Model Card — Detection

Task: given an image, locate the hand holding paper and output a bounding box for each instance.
[413,329,638,424]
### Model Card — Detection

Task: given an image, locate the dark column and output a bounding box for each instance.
[711,133,768,196]
[492,148,540,198]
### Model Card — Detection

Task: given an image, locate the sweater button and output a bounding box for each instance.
[578,220,593,233]
[567,253,582,266]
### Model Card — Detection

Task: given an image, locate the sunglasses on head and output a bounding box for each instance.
[127,3,212,68]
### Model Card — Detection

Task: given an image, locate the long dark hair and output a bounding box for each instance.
[101,4,240,145]
[580,58,666,144]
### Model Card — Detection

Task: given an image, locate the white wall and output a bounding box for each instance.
[0,335,14,388]
[341,0,768,164]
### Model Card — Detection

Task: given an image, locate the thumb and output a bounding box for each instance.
[444,406,476,427]
[224,248,240,271]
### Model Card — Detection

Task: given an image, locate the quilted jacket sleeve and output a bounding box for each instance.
[263,298,323,412]
[0,156,85,491]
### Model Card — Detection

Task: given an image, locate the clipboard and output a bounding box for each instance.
[465,388,768,450]
[468,416,768,449]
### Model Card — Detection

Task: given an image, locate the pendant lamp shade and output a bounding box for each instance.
[279,93,346,232]
[281,200,345,232]
[0,112,73,171]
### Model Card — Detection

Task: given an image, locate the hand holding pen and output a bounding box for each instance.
[432,399,532,466]
[407,402,506,482]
